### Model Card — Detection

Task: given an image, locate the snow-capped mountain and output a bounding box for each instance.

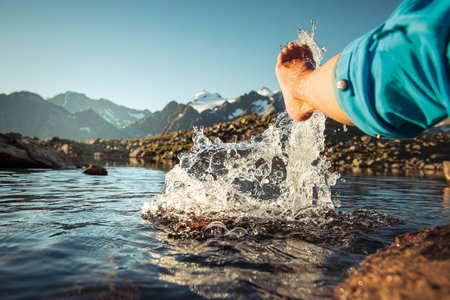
[187,90,234,113]
[48,91,150,128]
[124,88,285,137]
[256,87,274,97]
[0,92,126,139]
[1,88,285,139]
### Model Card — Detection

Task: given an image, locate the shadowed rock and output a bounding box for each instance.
[83,164,108,176]
[334,224,450,300]
[0,132,78,169]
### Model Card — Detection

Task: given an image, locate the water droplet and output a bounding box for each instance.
[202,221,228,237]
[225,227,248,238]
[311,19,318,38]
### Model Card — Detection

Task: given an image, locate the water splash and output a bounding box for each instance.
[297,27,325,66]
[311,19,318,38]
[142,26,338,223]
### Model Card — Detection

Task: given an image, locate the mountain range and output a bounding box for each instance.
[0,88,284,140]
[48,92,151,128]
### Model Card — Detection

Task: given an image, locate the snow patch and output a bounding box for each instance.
[100,109,120,126]
[188,90,234,113]
[256,87,273,97]
[228,108,244,120]
[127,111,145,120]
[252,99,269,116]
[190,99,234,113]
[191,90,223,102]
[63,93,69,107]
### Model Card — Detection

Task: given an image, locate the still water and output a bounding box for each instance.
[0,167,448,299]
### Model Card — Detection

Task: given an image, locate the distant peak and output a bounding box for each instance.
[256,87,273,97]
[191,90,223,103]
[63,91,87,97]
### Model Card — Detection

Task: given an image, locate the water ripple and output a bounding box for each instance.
[0,167,448,299]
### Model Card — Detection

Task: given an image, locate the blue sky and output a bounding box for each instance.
[0,0,400,111]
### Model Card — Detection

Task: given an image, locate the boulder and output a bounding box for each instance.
[334,224,450,300]
[83,164,107,176]
[141,150,157,162]
[0,132,78,169]
[129,148,143,158]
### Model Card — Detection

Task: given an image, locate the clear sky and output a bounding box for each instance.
[0,0,401,111]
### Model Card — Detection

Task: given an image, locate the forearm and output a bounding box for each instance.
[294,53,354,125]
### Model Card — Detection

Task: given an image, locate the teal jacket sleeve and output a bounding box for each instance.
[335,0,450,139]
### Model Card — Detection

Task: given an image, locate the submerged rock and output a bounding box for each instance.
[0,132,78,169]
[334,224,450,300]
[83,164,107,176]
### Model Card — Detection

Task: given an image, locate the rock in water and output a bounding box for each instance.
[0,133,78,169]
[335,224,450,300]
[83,164,107,176]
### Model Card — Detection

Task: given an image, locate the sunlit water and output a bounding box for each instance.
[0,167,448,299]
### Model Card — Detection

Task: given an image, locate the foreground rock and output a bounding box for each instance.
[334,224,450,300]
[0,132,78,169]
[83,164,107,176]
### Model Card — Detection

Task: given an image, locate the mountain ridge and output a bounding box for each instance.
[1,88,284,139]
[48,91,151,128]
[0,92,126,140]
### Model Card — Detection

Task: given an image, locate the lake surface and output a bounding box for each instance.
[0,167,449,299]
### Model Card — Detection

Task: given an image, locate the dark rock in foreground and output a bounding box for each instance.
[334,224,450,300]
[83,164,107,176]
[0,132,79,169]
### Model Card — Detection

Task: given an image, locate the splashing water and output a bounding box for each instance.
[311,19,318,38]
[297,23,325,66]
[142,26,338,223]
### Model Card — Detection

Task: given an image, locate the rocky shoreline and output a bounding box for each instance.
[0,132,79,169]
[334,224,450,300]
[40,114,450,173]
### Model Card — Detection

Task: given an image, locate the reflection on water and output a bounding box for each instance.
[151,238,334,299]
[0,167,448,299]
[444,187,450,208]
[80,156,176,171]
[337,166,445,180]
